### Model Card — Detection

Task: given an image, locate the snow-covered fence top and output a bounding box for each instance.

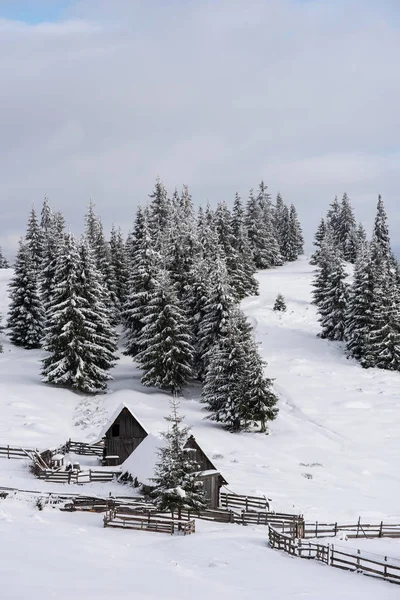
[269,524,400,586]
[304,518,400,539]
[0,445,38,460]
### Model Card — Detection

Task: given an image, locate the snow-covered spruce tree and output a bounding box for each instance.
[110,225,129,309]
[338,193,357,262]
[368,277,400,371]
[278,204,291,262]
[310,218,327,265]
[311,234,335,307]
[202,309,278,432]
[0,246,9,268]
[256,181,283,267]
[286,204,304,261]
[317,249,348,341]
[361,241,395,369]
[25,207,44,273]
[325,196,341,249]
[245,189,272,269]
[355,222,367,254]
[40,211,65,313]
[165,188,198,300]
[273,192,286,253]
[345,244,375,361]
[231,193,259,298]
[123,215,160,357]
[273,293,287,312]
[373,194,392,260]
[151,397,207,517]
[7,240,44,348]
[148,177,171,251]
[197,255,236,378]
[126,205,146,266]
[42,233,117,393]
[40,195,53,235]
[136,270,193,393]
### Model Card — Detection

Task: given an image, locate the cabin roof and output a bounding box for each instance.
[97,403,149,441]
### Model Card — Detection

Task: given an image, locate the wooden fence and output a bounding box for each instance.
[304,518,400,539]
[63,440,104,457]
[220,492,269,512]
[103,509,195,535]
[0,445,37,460]
[36,468,120,484]
[269,525,400,585]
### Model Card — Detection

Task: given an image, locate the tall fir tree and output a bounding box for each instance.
[202,309,278,432]
[231,193,259,298]
[136,270,193,393]
[25,207,44,273]
[373,194,391,260]
[148,177,171,251]
[317,249,348,341]
[42,233,117,393]
[151,397,207,516]
[338,193,357,262]
[325,196,341,248]
[7,240,44,349]
[310,218,327,265]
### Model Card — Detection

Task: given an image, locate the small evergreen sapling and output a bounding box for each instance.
[273,293,287,312]
[151,397,207,518]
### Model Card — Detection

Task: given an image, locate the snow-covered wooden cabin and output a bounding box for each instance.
[99,403,227,509]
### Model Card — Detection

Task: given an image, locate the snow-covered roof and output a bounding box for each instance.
[120,433,166,485]
[96,402,149,441]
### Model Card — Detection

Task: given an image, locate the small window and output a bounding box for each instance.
[111,423,120,437]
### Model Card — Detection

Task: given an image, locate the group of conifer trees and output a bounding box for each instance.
[312,194,400,371]
[1,179,304,431]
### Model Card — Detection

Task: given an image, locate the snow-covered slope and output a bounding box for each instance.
[1,258,400,599]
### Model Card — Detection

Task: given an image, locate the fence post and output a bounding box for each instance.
[379,521,383,538]
[334,522,337,536]
[89,470,92,482]
[7,445,9,459]
[356,517,360,538]
[357,548,360,569]
[384,556,387,578]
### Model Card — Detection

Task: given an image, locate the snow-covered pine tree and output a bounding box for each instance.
[202,309,278,432]
[338,193,357,262]
[197,255,235,378]
[165,188,198,300]
[311,234,335,307]
[42,233,117,393]
[25,207,44,273]
[373,195,391,260]
[123,215,160,357]
[246,189,279,269]
[151,397,207,516]
[325,196,341,249]
[110,225,129,309]
[0,246,9,268]
[368,277,400,371]
[7,240,44,348]
[256,181,283,267]
[273,293,286,312]
[345,244,375,361]
[136,270,193,393]
[355,222,367,254]
[148,177,171,251]
[310,218,327,265]
[278,204,291,262]
[40,195,53,235]
[40,211,65,313]
[317,249,348,341]
[286,204,304,261]
[231,193,259,298]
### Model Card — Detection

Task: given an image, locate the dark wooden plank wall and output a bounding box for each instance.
[104,408,147,464]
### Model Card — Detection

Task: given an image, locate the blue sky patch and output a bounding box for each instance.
[0,0,73,24]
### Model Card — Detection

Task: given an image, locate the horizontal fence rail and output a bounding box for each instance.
[103,509,195,535]
[304,519,400,539]
[36,468,120,484]
[63,440,104,457]
[0,445,37,460]
[268,525,400,586]
[220,492,270,512]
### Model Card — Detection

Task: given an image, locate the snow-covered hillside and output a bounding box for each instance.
[1,258,400,599]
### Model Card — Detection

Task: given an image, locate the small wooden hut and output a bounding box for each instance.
[98,403,227,508]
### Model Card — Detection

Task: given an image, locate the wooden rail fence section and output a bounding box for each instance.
[36,468,120,484]
[269,525,400,585]
[220,492,270,512]
[104,509,195,535]
[304,518,400,539]
[0,445,37,460]
[63,440,104,457]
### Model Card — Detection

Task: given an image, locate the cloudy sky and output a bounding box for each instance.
[0,0,399,255]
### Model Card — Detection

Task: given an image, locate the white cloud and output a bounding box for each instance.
[0,0,400,255]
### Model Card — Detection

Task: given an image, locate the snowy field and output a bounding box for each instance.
[1,258,400,599]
